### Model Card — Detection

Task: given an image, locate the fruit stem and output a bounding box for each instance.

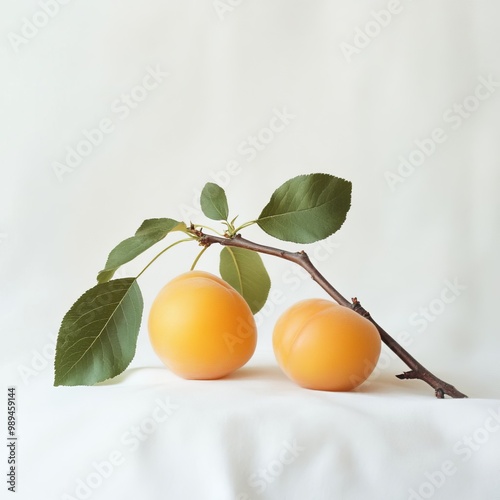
[190,245,209,271]
[136,238,194,279]
[193,230,468,399]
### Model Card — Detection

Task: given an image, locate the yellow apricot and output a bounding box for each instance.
[148,270,257,379]
[273,298,381,391]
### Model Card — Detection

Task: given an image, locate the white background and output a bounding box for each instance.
[1,1,500,499]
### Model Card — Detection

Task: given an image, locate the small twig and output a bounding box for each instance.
[194,231,467,399]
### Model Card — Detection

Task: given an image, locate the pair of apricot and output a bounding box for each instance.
[148,271,381,391]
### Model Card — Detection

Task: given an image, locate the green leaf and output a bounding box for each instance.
[97,218,184,283]
[257,173,352,244]
[200,182,229,221]
[219,247,271,314]
[54,278,143,386]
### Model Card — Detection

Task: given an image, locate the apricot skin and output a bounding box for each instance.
[148,271,257,380]
[273,299,381,391]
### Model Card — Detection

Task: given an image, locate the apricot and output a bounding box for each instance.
[273,299,381,391]
[148,270,257,379]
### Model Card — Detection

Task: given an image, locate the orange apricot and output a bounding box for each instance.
[273,298,381,391]
[148,270,257,379]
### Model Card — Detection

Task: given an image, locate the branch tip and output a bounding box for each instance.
[395,370,417,380]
